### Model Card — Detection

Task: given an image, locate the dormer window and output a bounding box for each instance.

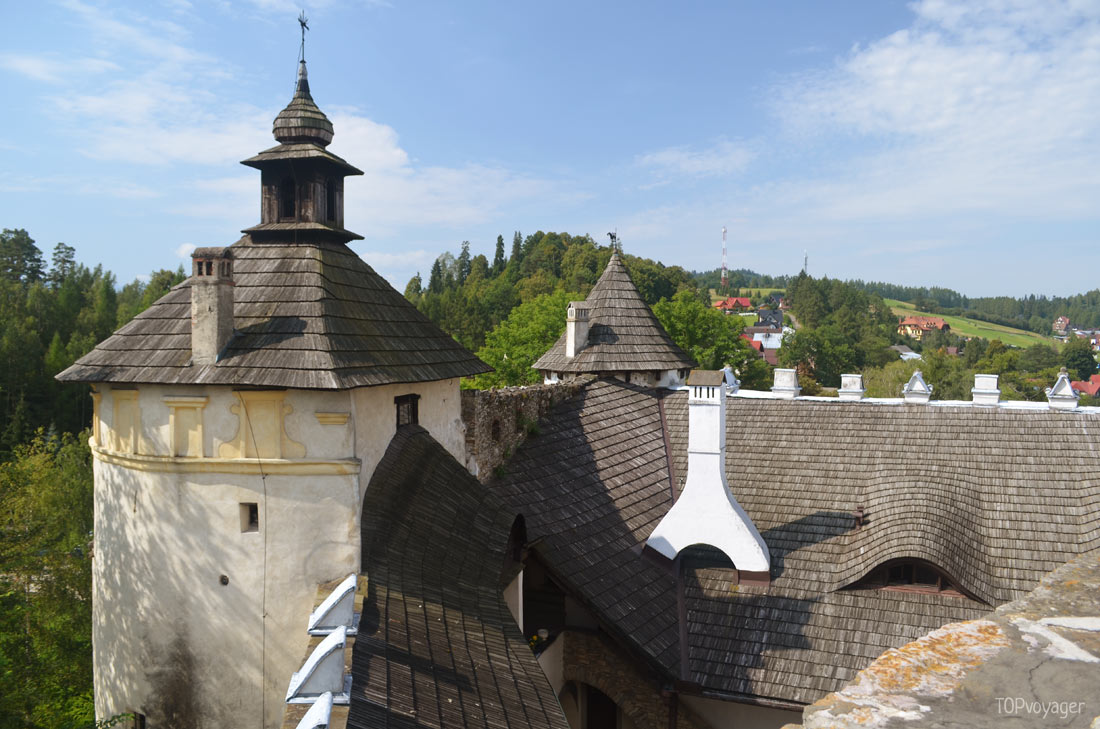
[847,559,971,599]
[279,176,296,220]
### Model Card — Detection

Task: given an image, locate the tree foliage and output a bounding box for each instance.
[652,291,770,388]
[777,273,897,387]
[467,290,582,389]
[410,231,695,355]
[0,430,94,728]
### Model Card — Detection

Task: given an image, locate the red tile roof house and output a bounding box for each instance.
[1054,315,1071,336]
[1071,374,1100,397]
[714,296,752,312]
[897,315,950,341]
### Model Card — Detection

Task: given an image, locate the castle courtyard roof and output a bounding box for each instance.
[489,378,1100,706]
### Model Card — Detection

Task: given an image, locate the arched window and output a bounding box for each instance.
[847,559,968,598]
[326,178,337,222]
[279,177,296,220]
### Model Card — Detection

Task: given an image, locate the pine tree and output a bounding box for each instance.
[457,241,472,284]
[492,235,505,275]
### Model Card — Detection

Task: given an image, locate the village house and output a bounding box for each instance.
[1054,315,1072,336]
[713,296,752,313]
[897,315,950,341]
[58,53,1100,729]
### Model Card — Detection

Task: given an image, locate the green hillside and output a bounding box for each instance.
[887,299,1057,348]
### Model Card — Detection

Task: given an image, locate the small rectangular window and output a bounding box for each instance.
[395,394,420,428]
[240,503,259,533]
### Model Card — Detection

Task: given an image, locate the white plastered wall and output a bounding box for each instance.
[350,377,465,503]
[92,384,360,728]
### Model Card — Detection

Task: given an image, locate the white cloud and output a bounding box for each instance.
[358,249,435,269]
[175,243,197,259]
[635,139,755,186]
[770,0,1100,221]
[330,112,561,233]
[0,175,158,199]
[0,53,118,83]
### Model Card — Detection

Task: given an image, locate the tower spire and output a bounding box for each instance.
[298,10,309,64]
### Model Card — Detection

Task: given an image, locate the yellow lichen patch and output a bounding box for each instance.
[844,620,1009,697]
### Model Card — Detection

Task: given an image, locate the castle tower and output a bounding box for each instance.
[58,53,488,728]
[533,251,696,388]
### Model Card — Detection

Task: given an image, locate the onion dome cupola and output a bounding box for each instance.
[240,58,364,244]
[273,60,334,146]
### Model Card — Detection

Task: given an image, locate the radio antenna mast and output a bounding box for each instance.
[720,226,728,290]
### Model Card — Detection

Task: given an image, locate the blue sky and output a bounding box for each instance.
[2,0,1098,297]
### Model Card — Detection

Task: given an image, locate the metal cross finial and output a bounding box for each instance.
[298,10,310,62]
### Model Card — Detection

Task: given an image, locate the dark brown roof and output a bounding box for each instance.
[533,254,694,374]
[57,238,490,389]
[349,425,568,729]
[240,142,363,176]
[491,379,1100,705]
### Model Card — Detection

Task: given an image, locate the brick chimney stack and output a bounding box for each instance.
[190,247,234,366]
[565,301,590,359]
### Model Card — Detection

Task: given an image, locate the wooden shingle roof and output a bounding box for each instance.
[533,253,694,374]
[350,425,568,729]
[57,238,490,389]
[492,379,1100,705]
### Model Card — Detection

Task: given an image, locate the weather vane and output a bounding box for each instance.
[298,10,310,62]
[607,231,619,252]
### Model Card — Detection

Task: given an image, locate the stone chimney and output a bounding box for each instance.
[902,370,932,403]
[1046,367,1079,410]
[771,368,801,399]
[565,301,590,358]
[190,247,234,366]
[838,373,865,401]
[971,373,1001,406]
[646,371,770,572]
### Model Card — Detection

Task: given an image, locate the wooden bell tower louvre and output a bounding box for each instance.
[240,53,364,244]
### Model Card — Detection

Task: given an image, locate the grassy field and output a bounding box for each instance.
[886,299,1056,348]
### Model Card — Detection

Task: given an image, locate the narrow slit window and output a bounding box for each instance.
[279,177,296,220]
[240,502,259,533]
[326,178,337,222]
[395,394,420,428]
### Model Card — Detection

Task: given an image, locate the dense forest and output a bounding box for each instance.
[0,228,184,728]
[848,278,1100,333]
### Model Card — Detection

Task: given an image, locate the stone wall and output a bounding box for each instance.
[461,379,587,482]
[562,630,711,729]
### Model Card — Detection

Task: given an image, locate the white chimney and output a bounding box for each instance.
[646,371,770,572]
[902,370,932,403]
[1046,367,1080,410]
[838,373,865,401]
[771,368,801,399]
[190,247,234,366]
[971,373,1001,406]
[565,301,590,359]
[721,365,739,393]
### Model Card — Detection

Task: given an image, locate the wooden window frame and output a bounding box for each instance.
[395,393,420,428]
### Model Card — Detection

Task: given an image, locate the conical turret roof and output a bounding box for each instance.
[272,60,334,147]
[533,252,695,374]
